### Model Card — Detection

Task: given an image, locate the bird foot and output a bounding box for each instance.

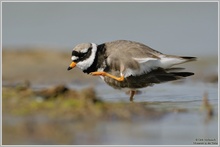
[90,71,124,82]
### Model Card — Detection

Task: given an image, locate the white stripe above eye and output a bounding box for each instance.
[81,48,89,53]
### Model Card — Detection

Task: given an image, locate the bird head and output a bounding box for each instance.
[67,43,97,71]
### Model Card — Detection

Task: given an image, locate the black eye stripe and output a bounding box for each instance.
[72,47,92,56]
[71,47,92,62]
[72,51,79,56]
[71,51,86,58]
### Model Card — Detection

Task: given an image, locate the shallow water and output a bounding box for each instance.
[72,114,218,145]
[95,81,217,103]
[70,81,218,145]
[3,82,218,145]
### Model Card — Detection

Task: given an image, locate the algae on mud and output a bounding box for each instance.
[2,84,166,121]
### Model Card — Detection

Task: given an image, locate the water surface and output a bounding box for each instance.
[3,82,218,145]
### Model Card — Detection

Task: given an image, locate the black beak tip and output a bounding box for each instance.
[67,67,72,71]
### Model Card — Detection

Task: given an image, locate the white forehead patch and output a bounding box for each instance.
[71,56,79,61]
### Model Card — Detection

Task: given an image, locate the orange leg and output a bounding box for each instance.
[90,71,124,82]
[129,90,136,102]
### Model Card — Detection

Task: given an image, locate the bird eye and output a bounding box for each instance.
[72,51,79,56]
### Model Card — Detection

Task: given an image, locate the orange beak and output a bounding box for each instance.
[67,62,76,70]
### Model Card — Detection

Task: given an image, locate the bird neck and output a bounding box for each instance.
[83,43,107,74]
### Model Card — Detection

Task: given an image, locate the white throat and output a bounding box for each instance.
[76,43,97,70]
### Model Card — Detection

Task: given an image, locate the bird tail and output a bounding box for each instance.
[147,68,194,84]
[159,55,197,69]
[179,56,197,62]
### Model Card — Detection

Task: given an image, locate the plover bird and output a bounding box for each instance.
[67,40,196,101]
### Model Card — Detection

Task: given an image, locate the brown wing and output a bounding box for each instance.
[105,40,162,73]
[105,40,163,59]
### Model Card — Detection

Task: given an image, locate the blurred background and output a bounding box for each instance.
[2,2,218,145]
[2,2,218,55]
